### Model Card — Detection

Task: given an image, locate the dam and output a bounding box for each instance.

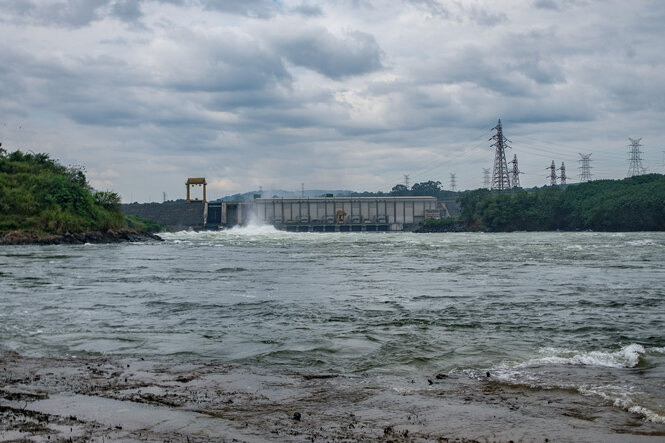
[123,196,449,232]
[225,196,439,232]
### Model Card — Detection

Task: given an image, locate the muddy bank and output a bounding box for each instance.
[1,351,663,442]
[0,228,162,245]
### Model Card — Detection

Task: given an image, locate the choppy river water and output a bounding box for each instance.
[1,228,664,423]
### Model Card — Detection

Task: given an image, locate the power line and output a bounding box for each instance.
[408,127,493,182]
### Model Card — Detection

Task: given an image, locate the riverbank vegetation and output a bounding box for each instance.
[456,174,665,232]
[0,148,160,241]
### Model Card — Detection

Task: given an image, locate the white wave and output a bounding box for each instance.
[226,223,282,235]
[480,344,665,424]
[580,385,665,424]
[526,344,645,369]
[160,223,288,241]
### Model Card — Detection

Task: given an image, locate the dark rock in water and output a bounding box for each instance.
[292,412,301,421]
[435,373,448,379]
[0,228,162,245]
[486,371,491,378]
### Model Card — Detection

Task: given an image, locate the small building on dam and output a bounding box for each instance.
[123,196,448,232]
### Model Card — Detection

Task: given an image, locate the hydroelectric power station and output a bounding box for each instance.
[121,177,454,232]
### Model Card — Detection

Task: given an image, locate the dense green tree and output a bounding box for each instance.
[457,175,665,232]
[389,184,410,196]
[410,180,442,197]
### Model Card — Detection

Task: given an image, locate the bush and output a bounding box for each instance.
[0,149,124,234]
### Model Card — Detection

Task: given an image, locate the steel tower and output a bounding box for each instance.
[627,138,644,177]
[482,168,491,189]
[509,154,522,189]
[559,162,567,185]
[548,161,557,186]
[578,153,592,182]
[490,119,511,190]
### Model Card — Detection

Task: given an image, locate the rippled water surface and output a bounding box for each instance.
[1,228,664,421]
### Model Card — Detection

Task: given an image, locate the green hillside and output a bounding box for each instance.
[0,148,123,235]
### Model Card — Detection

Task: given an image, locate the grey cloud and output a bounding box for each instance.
[0,0,186,27]
[533,0,584,11]
[291,3,323,17]
[200,0,280,18]
[404,0,449,17]
[466,6,508,27]
[0,0,105,27]
[431,47,535,97]
[160,34,292,93]
[110,0,143,23]
[276,29,384,80]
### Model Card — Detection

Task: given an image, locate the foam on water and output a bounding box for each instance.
[478,344,665,423]
[527,344,645,368]
[160,223,290,242]
[579,385,665,424]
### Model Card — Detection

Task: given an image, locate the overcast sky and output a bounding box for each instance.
[1,0,664,202]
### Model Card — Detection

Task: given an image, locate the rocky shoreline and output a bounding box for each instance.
[1,351,664,442]
[0,228,162,245]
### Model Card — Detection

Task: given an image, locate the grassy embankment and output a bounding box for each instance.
[424,174,665,232]
[0,148,160,237]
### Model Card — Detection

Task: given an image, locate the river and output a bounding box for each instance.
[1,228,664,426]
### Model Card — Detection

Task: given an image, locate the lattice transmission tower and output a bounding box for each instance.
[547,161,557,186]
[509,154,522,189]
[579,153,593,182]
[482,168,491,189]
[627,137,645,177]
[449,173,457,192]
[558,162,567,185]
[490,119,511,190]
[404,174,410,189]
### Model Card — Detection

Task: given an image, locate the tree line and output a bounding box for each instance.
[456,174,665,231]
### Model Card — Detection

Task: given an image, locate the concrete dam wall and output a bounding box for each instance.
[122,201,206,230]
[122,196,453,232]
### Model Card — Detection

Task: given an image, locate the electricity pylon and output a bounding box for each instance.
[547,161,557,186]
[627,137,644,177]
[559,162,567,185]
[509,154,522,189]
[490,119,511,190]
[579,153,592,182]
